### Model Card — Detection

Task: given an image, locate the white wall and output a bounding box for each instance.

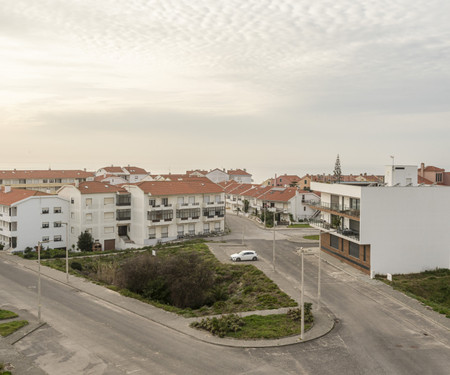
[385,165,418,187]
[361,186,450,274]
[206,170,229,183]
[14,196,69,250]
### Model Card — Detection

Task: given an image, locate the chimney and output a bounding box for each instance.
[4,186,11,193]
[420,162,425,176]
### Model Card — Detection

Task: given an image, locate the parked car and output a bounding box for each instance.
[230,250,258,262]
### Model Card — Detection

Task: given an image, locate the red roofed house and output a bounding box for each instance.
[58,181,131,251]
[0,186,69,251]
[418,162,450,186]
[227,169,253,183]
[125,179,225,246]
[0,169,94,193]
[96,165,149,183]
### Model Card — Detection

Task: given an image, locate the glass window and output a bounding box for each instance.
[330,235,339,249]
[42,222,49,228]
[42,207,49,214]
[349,242,359,258]
[104,197,114,205]
[54,207,62,213]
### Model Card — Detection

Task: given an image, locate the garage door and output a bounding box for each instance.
[104,239,115,251]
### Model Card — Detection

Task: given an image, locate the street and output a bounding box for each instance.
[0,213,449,374]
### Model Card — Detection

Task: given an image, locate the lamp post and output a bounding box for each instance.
[273,209,276,271]
[300,247,305,340]
[37,240,49,323]
[317,230,321,310]
[62,222,69,283]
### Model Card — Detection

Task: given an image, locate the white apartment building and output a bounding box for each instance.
[0,169,94,193]
[309,165,450,276]
[125,180,225,246]
[96,166,149,183]
[58,182,132,251]
[0,186,69,251]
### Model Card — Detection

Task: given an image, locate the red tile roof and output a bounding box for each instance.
[122,166,148,174]
[0,170,94,180]
[423,166,445,172]
[227,169,251,176]
[101,166,125,173]
[136,180,223,195]
[418,175,434,184]
[258,188,298,202]
[76,181,127,194]
[0,187,50,206]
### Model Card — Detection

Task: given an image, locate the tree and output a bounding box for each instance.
[333,154,342,183]
[243,199,249,213]
[77,231,94,252]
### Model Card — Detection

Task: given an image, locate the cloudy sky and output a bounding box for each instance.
[1,0,449,182]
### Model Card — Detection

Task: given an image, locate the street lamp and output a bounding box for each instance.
[299,247,305,340]
[37,240,49,323]
[317,230,321,311]
[62,222,69,283]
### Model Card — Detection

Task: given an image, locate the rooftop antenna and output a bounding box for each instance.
[390,155,394,166]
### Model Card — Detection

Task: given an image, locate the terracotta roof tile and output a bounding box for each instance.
[0,170,94,180]
[0,187,50,206]
[122,166,148,174]
[227,169,251,176]
[77,181,126,194]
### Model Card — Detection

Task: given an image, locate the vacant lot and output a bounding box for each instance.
[377,268,450,318]
[44,241,297,317]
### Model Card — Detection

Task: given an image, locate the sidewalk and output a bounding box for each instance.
[0,250,335,349]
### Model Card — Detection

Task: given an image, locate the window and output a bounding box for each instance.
[148,228,156,239]
[86,213,92,222]
[330,235,339,249]
[215,195,221,203]
[42,236,49,242]
[54,235,62,242]
[19,179,26,184]
[55,179,62,183]
[204,195,211,204]
[177,197,185,205]
[43,179,48,183]
[104,227,114,234]
[42,208,49,214]
[177,225,184,236]
[188,196,195,205]
[214,222,221,231]
[71,198,74,204]
[303,207,306,211]
[85,198,92,207]
[54,207,62,213]
[71,212,75,219]
[176,208,200,219]
[436,173,443,183]
[188,224,195,235]
[104,212,114,220]
[162,198,169,207]
[104,197,114,205]
[161,227,168,238]
[203,223,209,234]
[42,222,49,229]
[349,242,359,259]
[54,221,62,228]
[149,199,156,207]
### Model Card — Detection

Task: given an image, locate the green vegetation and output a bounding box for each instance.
[0,362,12,375]
[303,235,319,241]
[0,320,28,337]
[288,224,311,228]
[191,304,313,339]
[16,247,139,260]
[77,231,94,252]
[376,269,450,318]
[0,310,18,320]
[43,241,297,317]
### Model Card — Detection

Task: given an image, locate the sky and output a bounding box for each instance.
[1,0,449,183]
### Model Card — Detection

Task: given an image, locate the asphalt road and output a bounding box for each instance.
[0,214,449,374]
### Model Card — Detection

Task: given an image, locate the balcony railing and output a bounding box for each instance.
[309,219,360,241]
[308,201,360,218]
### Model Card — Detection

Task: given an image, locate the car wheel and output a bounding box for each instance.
[236,257,241,262]
[252,257,257,261]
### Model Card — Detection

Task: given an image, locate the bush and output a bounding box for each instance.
[77,231,94,252]
[190,314,245,337]
[70,261,83,271]
[287,303,313,323]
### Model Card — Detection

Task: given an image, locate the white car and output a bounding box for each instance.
[230,250,258,262]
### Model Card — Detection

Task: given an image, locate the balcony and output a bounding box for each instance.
[116,194,131,206]
[116,209,131,221]
[309,219,360,241]
[307,201,360,219]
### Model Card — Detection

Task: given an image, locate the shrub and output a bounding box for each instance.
[190,314,244,337]
[287,303,313,323]
[77,231,94,252]
[70,262,83,271]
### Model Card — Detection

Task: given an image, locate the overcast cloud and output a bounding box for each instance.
[1,0,449,182]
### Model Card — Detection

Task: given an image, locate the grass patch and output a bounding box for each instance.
[227,314,312,339]
[191,304,314,339]
[0,310,18,320]
[15,247,143,260]
[376,268,450,318]
[303,235,319,241]
[288,224,311,228]
[43,240,297,317]
[0,320,28,337]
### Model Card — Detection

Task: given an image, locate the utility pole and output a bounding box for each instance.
[300,247,305,340]
[317,230,321,310]
[272,209,276,271]
[62,222,69,283]
[38,241,42,323]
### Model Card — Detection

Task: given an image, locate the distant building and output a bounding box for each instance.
[262,174,301,187]
[0,169,94,193]
[96,165,149,183]
[418,162,450,185]
[0,186,69,251]
[227,169,253,183]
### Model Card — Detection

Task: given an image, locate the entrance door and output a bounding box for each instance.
[118,226,128,236]
[104,239,115,251]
